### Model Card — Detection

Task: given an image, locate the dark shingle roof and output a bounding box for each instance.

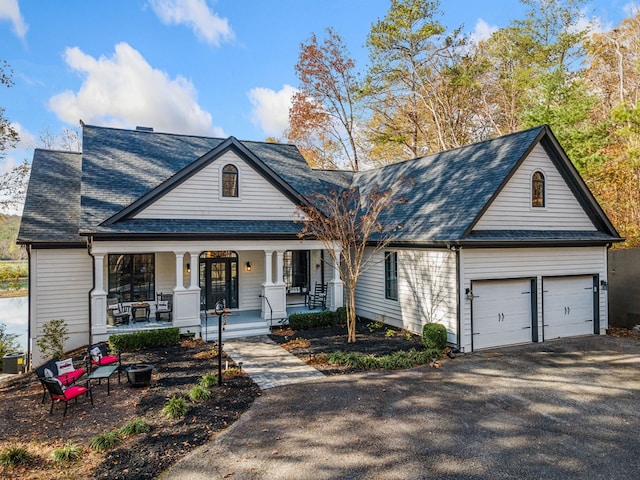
[20,123,621,245]
[18,149,83,245]
[357,126,546,242]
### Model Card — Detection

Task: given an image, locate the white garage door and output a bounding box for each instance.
[543,276,595,339]
[472,279,534,350]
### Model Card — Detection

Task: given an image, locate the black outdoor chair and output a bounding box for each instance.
[42,378,93,419]
[307,283,327,310]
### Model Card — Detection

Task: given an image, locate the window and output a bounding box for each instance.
[532,171,545,207]
[283,250,310,292]
[385,252,398,301]
[222,164,238,197]
[108,254,155,302]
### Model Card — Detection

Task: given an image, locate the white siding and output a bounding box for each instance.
[475,144,596,231]
[355,248,457,342]
[460,246,608,352]
[31,248,93,366]
[135,151,299,220]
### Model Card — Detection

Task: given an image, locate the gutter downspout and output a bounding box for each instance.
[455,245,462,352]
[87,237,94,344]
[26,244,31,371]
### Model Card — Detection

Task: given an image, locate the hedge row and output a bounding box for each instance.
[287,311,338,331]
[109,327,180,352]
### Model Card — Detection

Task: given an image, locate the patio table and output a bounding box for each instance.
[86,364,120,395]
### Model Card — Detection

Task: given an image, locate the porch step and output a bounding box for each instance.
[201,319,271,341]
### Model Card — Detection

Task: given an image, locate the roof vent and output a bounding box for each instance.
[136,126,154,132]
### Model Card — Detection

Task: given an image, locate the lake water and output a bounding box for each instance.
[0,296,28,352]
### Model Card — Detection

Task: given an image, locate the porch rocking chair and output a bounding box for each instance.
[307,283,328,310]
[43,378,93,418]
[107,297,130,325]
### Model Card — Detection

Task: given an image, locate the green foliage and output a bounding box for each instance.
[199,373,218,388]
[385,328,396,337]
[366,321,384,333]
[287,311,337,331]
[119,418,150,436]
[0,259,27,289]
[109,327,180,352]
[89,430,122,452]
[0,444,33,467]
[188,384,212,403]
[36,319,69,359]
[335,307,347,325]
[0,322,19,363]
[52,442,82,463]
[162,396,189,420]
[326,348,435,370]
[422,323,447,352]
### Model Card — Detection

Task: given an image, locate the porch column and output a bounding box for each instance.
[173,251,201,335]
[91,253,108,336]
[189,252,199,289]
[275,250,285,285]
[174,252,186,291]
[328,248,344,310]
[260,250,287,322]
[263,250,273,284]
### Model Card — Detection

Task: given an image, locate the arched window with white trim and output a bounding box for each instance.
[531,171,545,207]
[222,164,238,197]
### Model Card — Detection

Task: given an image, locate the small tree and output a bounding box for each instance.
[298,184,403,343]
[36,319,69,359]
[0,322,20,361]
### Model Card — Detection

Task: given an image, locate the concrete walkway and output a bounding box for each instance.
[223,335,325,389]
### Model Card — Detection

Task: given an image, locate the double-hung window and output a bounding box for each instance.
[385,252,398,301]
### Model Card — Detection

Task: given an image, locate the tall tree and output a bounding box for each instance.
[288,28,364,171]
[0,61,29,215]
[364,0,475,159]
[298,184,403,343]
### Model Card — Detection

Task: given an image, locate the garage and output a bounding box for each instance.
[543,275,596,340]
[471,279,535,350]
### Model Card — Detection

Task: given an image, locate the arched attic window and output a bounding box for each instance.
[531,171,545,207]
[222,164,238,197]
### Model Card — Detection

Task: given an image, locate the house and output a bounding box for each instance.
[18,124,622,366]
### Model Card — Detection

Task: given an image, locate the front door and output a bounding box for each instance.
[200,251,238,309]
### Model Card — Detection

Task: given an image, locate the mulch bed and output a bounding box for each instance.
[0,339,260,480]
[268,321,427,374]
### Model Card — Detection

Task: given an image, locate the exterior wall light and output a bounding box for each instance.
[246,261,252,272]
[186,263,191,273]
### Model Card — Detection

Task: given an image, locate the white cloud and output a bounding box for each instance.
[247,85,297,138]
[0,0,28,40]
[149,0,233,46]
[470,18,498,44]
[624,2,640,17]
[48,42,224,136]
[13,122,36,150]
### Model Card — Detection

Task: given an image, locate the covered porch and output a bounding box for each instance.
[91,239,343,343]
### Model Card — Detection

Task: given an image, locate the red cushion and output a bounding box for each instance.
[92,355,118,366]
[62,385,88,400]
[56,368,85,386]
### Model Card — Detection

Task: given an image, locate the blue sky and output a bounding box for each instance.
[0,0,636,186]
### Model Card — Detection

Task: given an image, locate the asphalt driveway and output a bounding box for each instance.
[163,335,640,479]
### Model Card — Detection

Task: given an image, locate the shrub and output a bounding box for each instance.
[188,384,211,402]
[335,307,347,325]
[163,396,189,419]
[89,430,122,452]
[0,322,20,364]
[422,323,448,352]
[109,327,180,352]
[199,373,218,388]
[0,444,33,467]
[52,442,82,463]
[288,311,337,331]
[36,319,69,359]
[120,418,150,436]
[327,348,435,370]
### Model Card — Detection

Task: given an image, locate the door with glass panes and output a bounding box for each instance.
[199,251,238,309]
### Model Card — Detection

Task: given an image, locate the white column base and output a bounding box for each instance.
[91,291,108,336]
[172,288,201,333]
[261,283,287,321]
[329,279,344,311]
